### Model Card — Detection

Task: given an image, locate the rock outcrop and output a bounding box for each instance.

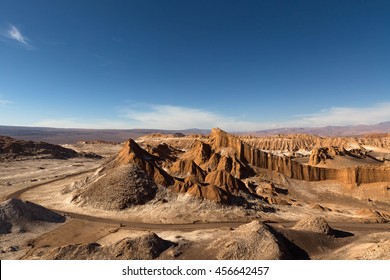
[114,139,174,187]
[0,198,65,234]
[42,232,174,260]
[68,128,390,210]
[145,143,180,163]
[170,159,206,182]
[356,209,390,224]
[209,221,308,259]
[293,216,333,235]
[308,147,344,165]
[71,139,174,210]
[72,165,158,210]
[186,184,229,204]
[209,129,390,185]
[0,135,101,160]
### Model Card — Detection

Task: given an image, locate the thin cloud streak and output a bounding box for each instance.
[123,103,390,131]
[0,24,33,49]
[8,25,28,44]
[287,102,390,128]
[124,104,260,131]
[27,103,390,131]
[0,99,13,106]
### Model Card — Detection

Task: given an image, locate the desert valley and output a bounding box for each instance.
[1,127,390,260]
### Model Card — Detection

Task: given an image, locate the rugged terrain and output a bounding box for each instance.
[1,128,390,260]
[0,136,101,160]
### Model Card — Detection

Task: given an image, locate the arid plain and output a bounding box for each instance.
[1,127,390,260]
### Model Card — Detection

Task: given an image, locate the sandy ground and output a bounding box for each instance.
[1,143,390,260]
[0,158,102,200]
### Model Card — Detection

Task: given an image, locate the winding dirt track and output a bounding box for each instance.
[6,168,390,236]
[5,168,246,231]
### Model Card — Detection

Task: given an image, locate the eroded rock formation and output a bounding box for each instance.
[67,128,390,210]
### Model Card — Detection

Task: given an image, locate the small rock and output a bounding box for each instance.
[7,246,19,252]
[18,227,27,233]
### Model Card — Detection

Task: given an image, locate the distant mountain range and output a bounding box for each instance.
[247,121,390,137]
[0,125,210,144]
[1,121,390,144]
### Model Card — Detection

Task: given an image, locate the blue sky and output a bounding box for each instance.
[1,0,390,131]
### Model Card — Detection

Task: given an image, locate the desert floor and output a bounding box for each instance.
[1,142,390,260]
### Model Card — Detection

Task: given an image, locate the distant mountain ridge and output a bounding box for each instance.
[1,122,390,144]
[0,126,210,144]
[242,121,390,137]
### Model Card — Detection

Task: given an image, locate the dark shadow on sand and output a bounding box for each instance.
[331,228,354,238]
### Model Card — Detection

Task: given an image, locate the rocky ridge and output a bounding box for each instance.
[0,135,101,160]
[241,133,390,153]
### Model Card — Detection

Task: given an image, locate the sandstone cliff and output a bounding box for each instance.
[211,128,390,186]
[240,133,390,154]
[242,134,318,152]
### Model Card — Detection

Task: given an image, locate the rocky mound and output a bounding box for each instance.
[72,165,158,210]
[0,198,65,234]
[356,209,390,224]
[293,216,333,235]
[209,221,308,260]
[70,139,174,210]
[0,135,101,160]
[42,232,173,260]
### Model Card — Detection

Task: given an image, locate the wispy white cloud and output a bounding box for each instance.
[123,104,261,131]
[8,25,28,44]
[286,102,390,128]
[27,102,390,131]
[0,99,13,106]
[0,24,33,49]
[123,102,390,131]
